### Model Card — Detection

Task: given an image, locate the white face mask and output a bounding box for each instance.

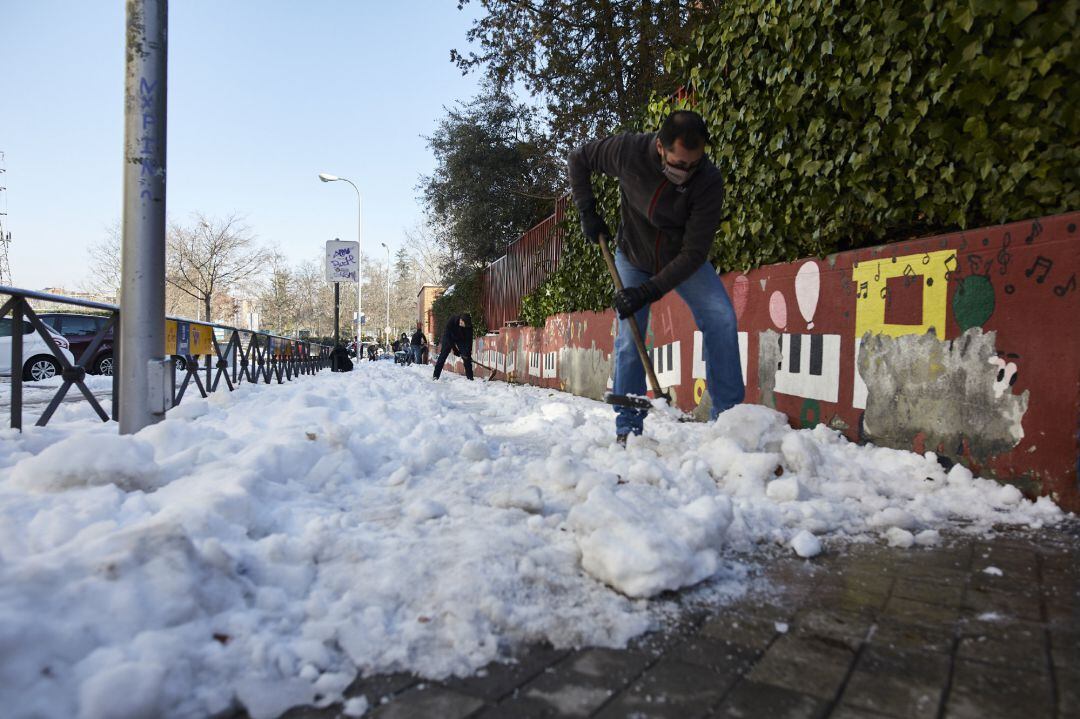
[662,163,692,185]
[660,148,698,185]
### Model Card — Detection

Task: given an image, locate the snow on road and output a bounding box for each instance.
[0,362,1064,718]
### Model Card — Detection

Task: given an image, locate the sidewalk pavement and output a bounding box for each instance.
[271,519,1079,719]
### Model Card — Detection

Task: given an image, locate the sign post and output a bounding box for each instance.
[325,239,360,348]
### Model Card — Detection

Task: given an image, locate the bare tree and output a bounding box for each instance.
[84,221,122,298]
[255,252,297,335]
[402,221,452,287]
[167,213,263,322]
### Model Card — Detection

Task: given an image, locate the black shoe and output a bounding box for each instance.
[616,434,628,447]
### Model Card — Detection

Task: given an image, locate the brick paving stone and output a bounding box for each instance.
[438,645,568,702]
[955,619,1048,673]
[342,671,418,705]
[502,647,653,717]
[891,576,966,607]
[790,608,873,651]
[746,634,855,701]
[367,685,484,719]
[557,646,653,685]
[520,673,616,717]
[277,705,343,719]
[593,658,734,719]
[829,705,900,718]
[838,646,949,719]
[808,585,888,616]
[882,596,960,627]
[668,635,761,675]
[942,659,1053,719]
[699,612,781,651]
[1049,627,1078,671]
[961,586,1043,622]
[472,694,554,718]
[868,619,954,655]
[968,568,1040,595]
[1058,665,1080,718]
[707,679,826,718]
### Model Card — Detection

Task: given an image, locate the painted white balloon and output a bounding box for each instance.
[795,261,820,330]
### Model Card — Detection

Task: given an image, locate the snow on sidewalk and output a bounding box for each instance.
[0,362,1064,718]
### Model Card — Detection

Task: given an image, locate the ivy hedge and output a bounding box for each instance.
[519,0,1078,324]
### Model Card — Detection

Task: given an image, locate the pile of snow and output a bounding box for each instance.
[0,362,1064,718]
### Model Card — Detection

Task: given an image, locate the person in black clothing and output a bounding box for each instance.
[410,321,428,365]
[432,313,474,380]
[329,342,353,372]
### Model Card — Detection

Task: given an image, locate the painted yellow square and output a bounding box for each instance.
[852,249,953,339]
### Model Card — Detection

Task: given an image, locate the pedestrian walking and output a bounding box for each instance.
[567,110,744,443]
[410,321,428,365]
[432,313,474,381]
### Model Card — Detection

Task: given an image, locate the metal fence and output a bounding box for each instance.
[0,285,332,430]
[481,194,570,329]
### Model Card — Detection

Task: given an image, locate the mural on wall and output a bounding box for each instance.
[449,213,1080,511]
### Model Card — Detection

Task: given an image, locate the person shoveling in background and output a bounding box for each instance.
[567,110,744,444]
[432,313,474,381]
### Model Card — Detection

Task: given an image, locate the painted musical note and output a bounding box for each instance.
[922,252,931,265]
[968,254,983,275]
[858,281,869,299]
[1054,273,1077,297]
[1024,220,1043,245]
[1024,256,1053,283]
[944,253,959,281]
[957,236,968,250]
[902,264,917,286]
[997,232,1012,275]
[874,263,881,282]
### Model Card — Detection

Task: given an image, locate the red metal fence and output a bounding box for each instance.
[482,195,570,329]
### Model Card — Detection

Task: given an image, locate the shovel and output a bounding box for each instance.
[598,233,671,411]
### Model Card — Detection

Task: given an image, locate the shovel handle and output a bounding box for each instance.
[598,234,668,403]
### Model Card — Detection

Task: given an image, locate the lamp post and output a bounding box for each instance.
[318,173,362,338]
[381,242,391,343]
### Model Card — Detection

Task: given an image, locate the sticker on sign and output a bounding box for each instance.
[325,240,360,282]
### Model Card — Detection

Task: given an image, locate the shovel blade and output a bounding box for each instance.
[603,392,654,410]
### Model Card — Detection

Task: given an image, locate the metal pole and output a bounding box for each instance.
[334,282,340,346]
[384,244,390,343]
[119,0,168,434]
[362,187,367,338]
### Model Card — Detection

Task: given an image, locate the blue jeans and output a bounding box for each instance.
[613,249,744,436]
[412,346,423,364]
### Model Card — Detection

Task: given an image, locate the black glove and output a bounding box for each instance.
[579,209,611,245]
[614,281,662,319]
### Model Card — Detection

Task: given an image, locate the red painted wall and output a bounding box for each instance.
[452,213,1080,511]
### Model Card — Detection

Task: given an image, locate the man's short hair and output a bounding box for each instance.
[657,110,710,150]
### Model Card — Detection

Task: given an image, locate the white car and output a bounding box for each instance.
[0,318,76,381]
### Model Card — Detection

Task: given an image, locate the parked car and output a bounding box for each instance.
[0,318,76,381]
[38,312,115,375]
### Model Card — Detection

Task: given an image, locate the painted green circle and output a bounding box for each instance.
[953,275,995,331]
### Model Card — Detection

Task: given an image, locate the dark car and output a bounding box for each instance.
[38,312,115,375]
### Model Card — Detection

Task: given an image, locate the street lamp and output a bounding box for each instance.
[381,242,391,343]
[318,173,362,339]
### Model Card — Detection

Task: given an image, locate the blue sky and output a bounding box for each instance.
[0,1,485,290]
